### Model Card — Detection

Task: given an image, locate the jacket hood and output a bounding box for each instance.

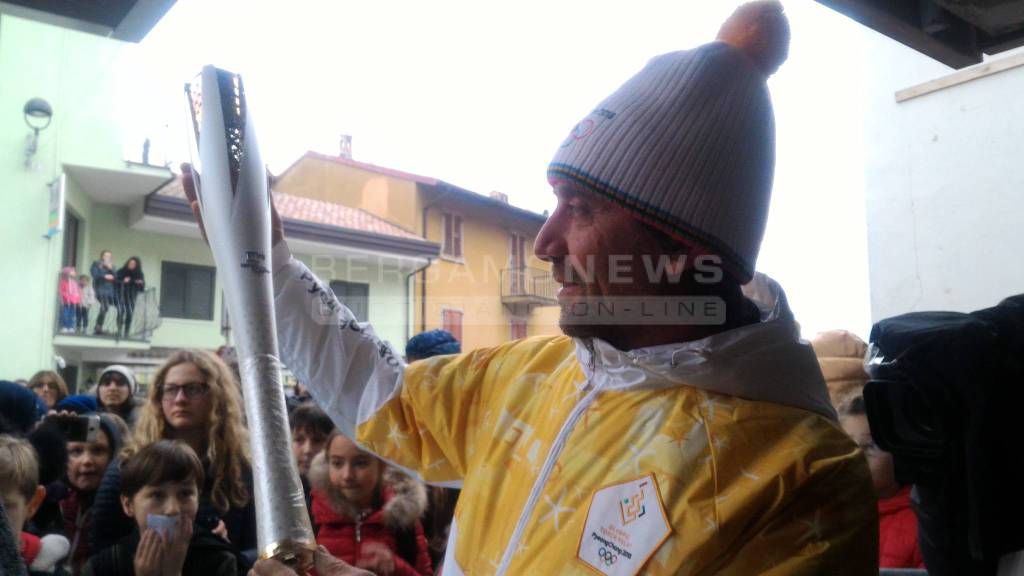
[308,450,427,530]
[810,329,869,409]
[574,274,836,421]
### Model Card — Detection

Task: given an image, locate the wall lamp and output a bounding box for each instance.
[24,97,53,169]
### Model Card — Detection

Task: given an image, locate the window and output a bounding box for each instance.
[62,209,79,268]
[160,262,215,320]
[442,213,463,258]
[442,308,463,344]
[509,232,527,294]
[510,318,528,340]
[330,280,369,322]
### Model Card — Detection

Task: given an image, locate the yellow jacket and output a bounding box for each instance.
[273,243,878,575]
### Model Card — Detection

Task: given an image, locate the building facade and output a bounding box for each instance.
[0,7,437,391]
[276,152,561,351]
[863,41,1024,322]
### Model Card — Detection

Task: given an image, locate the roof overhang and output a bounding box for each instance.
[137,194,440,271]
[817,0,1024,69]
[65,162,175,206]
[0,0,176,42]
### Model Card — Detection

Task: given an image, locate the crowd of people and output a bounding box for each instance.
[1,329,462,576]
[6,2,957,574]
[58,250,145,339]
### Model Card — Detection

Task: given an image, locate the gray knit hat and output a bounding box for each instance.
[548,1,790,283]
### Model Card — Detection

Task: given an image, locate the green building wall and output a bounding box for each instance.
[1,13,410,387]
[0,13,131,380]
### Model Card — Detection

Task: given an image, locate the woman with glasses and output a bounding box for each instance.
[94,365,141,428]
[28,370,69,409]
[90,349,257,567]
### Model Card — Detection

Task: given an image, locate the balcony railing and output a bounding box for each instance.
[501,267,558,307]
[54,284,161,342]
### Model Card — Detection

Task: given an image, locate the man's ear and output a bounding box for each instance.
[120,494,134,518]
[26,485,46,518]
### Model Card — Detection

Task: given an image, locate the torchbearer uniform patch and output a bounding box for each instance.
[576,473,671,576]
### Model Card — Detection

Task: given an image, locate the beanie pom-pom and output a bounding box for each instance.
[716,0,791,76]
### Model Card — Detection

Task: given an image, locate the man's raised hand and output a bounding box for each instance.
[180,162,285,246]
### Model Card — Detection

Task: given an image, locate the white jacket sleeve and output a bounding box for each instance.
[271,240,406,440]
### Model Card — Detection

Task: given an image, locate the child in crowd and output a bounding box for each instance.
[839,396,925,569]
[77,275,96,335]
[310,431,432,576]
[288,403,334,516]
[81,440,237,576]
[0,435,70,575]
[58,267,80,334]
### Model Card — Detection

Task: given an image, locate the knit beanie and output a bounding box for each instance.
[55,394,99,415]
[810,329,869,410]
[0,380,48,435]
[405,329,461,360]
[98,364,137,395]
[548,1,790,283]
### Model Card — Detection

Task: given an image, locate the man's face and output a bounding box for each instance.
[534,182,680,341]
[101,251,112,264]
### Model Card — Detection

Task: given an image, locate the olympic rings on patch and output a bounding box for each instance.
[598,547,618,565]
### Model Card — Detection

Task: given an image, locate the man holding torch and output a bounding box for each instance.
[194,3,878,574]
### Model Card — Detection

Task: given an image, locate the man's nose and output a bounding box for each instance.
[534,210,565,263]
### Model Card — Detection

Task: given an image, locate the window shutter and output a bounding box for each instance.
[443,214,453,256]
[454,216,463,257]
[443,309,463,344]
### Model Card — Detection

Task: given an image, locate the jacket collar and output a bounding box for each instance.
[574,276,836,421]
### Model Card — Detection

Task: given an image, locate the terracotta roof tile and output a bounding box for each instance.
[156,177,421,240]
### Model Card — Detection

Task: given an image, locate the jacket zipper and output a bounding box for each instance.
[495,340,600,575]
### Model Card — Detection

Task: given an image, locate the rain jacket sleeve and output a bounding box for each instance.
[273,241,491,486]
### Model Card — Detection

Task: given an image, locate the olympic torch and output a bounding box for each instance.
[184,66,315,570]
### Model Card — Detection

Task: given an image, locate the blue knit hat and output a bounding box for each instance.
[0,380,48,435]
[56,394,99,415]
[406,330,461,360]
[548,1,790,282]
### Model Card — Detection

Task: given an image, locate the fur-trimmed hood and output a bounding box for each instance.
[308,449,427,530]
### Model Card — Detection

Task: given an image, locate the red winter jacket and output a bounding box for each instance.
[310,456,433,576]
[878,486,925,568]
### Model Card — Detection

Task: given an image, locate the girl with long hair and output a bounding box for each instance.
[90,349,257,566]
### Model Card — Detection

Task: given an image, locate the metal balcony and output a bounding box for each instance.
[501,267,558,308]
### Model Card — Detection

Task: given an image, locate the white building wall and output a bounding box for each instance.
[864,43,1024,323]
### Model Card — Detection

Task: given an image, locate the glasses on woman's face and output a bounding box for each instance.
[162,382,210,402]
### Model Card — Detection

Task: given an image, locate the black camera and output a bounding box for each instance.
[864,294,1024,575]
[51,414,101,443]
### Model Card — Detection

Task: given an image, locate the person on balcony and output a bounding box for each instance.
[76,275,96,335]
[89,251,117,336]
[115,257,145,340]
[58,267,80,334]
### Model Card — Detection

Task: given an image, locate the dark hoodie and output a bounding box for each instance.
[81,525,236,576]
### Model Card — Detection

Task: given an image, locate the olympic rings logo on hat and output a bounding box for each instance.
[598,547,617,566]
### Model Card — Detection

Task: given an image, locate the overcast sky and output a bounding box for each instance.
[113,0,944,339]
